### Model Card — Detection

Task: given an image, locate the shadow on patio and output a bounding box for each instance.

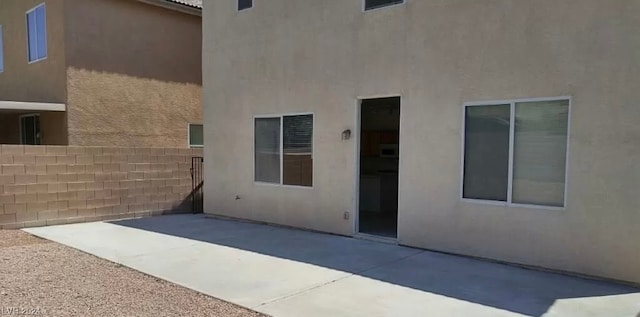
[111,214,640,317]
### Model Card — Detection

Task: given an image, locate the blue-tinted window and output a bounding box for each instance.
[27,4,47,62]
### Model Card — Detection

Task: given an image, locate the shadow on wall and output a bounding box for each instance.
[110,215,640,317]
[65,0,201,85]
[170,182,203,214]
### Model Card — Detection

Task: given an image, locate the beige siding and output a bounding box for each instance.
[64,0,202,147]
[0,0,67,103]
[203,0,640,283]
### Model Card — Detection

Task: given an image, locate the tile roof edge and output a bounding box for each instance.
[136,0,202,16]
[166,0,202,9]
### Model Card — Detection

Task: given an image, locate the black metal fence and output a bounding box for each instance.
[191,156,204,213]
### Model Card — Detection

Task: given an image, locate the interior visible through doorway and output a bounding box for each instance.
[358,97,400,238]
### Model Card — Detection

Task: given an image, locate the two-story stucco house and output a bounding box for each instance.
[0,0,203,148]
[203,0,640,284]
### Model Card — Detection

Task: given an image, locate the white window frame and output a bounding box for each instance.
[460,96,572,210]
[26,3,47,64]
[253,112,315,189]
[363,0,406,12]
[188,123,204,148]
[0,25,4,73]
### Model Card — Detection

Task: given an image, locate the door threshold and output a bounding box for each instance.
[354,233,398,245]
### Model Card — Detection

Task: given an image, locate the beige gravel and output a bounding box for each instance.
[0,230,267,317]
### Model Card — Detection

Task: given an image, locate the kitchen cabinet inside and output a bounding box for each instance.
[360,130,399,157]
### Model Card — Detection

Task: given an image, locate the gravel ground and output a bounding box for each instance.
[0,230,267,317]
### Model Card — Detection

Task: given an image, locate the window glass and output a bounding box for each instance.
[512,100,569,207]
[255,117,281,183]
[27,11,38,61]
[189,124,204,147]
[238,0,253,11]
[21,115,41,145]
[463,105,511,201]
[35,5,47,60]
[27,4,47,62]
[365,0,404,10]
[283,115,313,187]
[462,99,570,207]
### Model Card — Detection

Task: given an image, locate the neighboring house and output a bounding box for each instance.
[0,0,203,148]
[203,0,640,284]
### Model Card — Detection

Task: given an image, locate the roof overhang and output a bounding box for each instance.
[0,101,66,112]
[136,0,202,16]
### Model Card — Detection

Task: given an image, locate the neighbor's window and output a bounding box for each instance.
[463,99,569,208]
[255,114,313,187]
[20,114,41,145]
[26,4,47,63]
[238,0,253,11]
[189,124,204,148]
[0,26,4,72]
[364,0,404,11]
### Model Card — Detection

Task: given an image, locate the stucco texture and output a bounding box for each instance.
[203,0,640,284]
[0,0,66,103]
[63,0,202,147]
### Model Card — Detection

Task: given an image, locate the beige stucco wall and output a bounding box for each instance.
[0,0,67,103]
[63,0,202,147]
[203,0,640,284]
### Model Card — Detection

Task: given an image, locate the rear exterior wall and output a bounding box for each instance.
[203,0,640,284]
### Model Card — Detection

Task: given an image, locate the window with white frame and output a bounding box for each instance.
[364,0,404,11]
[26,3,47,63]
[255,114,313,187]
[189,124,204,148]
[462,98,570,208]
[0,25,4,72]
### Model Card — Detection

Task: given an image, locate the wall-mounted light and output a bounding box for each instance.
[341,129,352,140]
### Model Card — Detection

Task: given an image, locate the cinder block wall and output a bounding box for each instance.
[0,145,203,229]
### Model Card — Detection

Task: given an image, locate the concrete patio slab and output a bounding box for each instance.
[257,273,526,317]
[24,214,640,317]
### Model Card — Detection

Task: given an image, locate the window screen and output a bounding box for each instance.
[255,117,281,183]
[512,100,569,207]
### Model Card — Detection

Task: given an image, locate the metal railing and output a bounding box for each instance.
[190,156,204,213]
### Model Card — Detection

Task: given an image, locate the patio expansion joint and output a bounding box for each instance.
[252,249,426,310]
